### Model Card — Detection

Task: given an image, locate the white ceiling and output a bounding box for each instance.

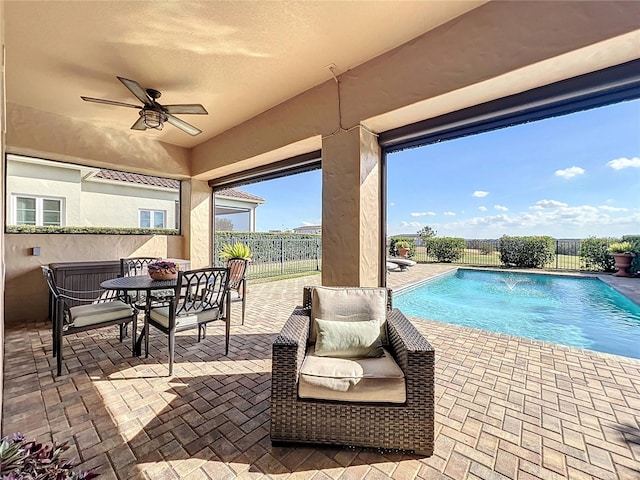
[4,0,485,148]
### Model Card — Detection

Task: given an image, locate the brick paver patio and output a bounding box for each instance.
[2,265,639,479]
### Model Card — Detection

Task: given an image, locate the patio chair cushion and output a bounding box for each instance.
[314,318,383,358]
[299,346,406,403]
[69,300,134,328]
[310,287,388,344]
[149,305,221,329]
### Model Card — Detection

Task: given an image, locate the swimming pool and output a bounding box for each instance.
[394,269,640,359]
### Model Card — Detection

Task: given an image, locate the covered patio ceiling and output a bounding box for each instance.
[4,0,485,149]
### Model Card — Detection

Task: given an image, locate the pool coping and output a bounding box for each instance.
[394,266,640,363]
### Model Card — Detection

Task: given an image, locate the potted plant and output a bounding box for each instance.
[395,240,411,259]
[147,260,179,280]
[219,242,252,261]
[607,241,635,277]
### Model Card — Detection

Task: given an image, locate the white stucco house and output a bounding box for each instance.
[6,154,264,231]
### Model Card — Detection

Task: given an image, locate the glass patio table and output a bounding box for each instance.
[101,275,177,356]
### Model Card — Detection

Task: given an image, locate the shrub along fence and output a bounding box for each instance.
[392,236,639,274]
[214,233,638,281]
[214,232,321,280]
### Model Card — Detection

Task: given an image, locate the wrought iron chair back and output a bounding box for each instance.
[226,258,248,325]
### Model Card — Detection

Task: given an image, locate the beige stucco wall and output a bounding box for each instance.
[7,103,190,179]
[322,127,380,286]
[4,233,184,327]
[182,179,212,269]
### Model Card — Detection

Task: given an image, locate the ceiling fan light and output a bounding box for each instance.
[142,109,166,130]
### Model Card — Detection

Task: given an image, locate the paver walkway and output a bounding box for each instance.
[2,265,639,479]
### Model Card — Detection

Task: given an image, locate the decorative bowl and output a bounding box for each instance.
[149,270,178,281]
[147,260,179,281]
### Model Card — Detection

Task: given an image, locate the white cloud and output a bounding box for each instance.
[478,206,487,212]
[472,190,489,198]
[598,205,628,212]
[607,157,640,170]
[443,211,456,216]
[400,221,422,228]
[494,205,509,211]
[530,199,568,210]
[410,211,436,217]
[389,202,395,207]
[434,203,640,239]
[555,166,585,179]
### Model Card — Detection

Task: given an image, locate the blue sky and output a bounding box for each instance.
[242,99,639,238]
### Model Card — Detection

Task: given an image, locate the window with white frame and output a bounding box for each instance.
[139,209,166,229]
[13,195,63,226]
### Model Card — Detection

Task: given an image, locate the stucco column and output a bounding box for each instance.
[182,179,212,269]
[322,126,381,286]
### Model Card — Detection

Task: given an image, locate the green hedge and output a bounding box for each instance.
[425,237,465,262]
[5,225,179,235]
[499,235,555,268]
[579,237,617,272]
[215,231,320,264]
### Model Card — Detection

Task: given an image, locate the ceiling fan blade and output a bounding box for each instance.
[81,96,142,109]
[166,113,202,136]
[117,76,152,105]
[131,116,147,131]
[163,104,208,115]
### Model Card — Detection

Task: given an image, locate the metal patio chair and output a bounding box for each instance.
[145,266,231,375]
[42,266,137,376]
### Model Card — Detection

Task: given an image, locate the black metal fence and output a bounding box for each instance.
[215,235,619,281]
[214,233,321,280]
[410,238,590,270]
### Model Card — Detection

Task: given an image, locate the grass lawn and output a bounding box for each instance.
[411,247,586,270]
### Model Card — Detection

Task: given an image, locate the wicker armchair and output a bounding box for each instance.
[270,286,435,455]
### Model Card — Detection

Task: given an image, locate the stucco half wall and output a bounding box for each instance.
[4,234,184,327]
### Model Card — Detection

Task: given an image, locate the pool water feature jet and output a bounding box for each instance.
[500,273,526,291]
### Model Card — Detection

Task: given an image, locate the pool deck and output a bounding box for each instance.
[2,264,640,479]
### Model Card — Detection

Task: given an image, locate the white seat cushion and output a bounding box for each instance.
[69,300,134,328]
[149,305,221,329]
[298,346,406,403]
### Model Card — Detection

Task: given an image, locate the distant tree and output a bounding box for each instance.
[417,225,437,240]
[215,217,234,231]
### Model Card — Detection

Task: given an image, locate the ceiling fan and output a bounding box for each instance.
[81,76,208,136]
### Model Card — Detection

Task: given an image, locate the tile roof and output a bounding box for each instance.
[216,188,265,203]
[94,170,265,203]
[95,169,180,189]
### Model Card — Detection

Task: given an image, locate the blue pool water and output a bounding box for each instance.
[395,269,640,359]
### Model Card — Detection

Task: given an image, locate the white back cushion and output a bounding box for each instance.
[310,287,387,343]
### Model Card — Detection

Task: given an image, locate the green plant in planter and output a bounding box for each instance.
[0,433,99,479]
[219,242,252,260]
[607,241,634,254]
